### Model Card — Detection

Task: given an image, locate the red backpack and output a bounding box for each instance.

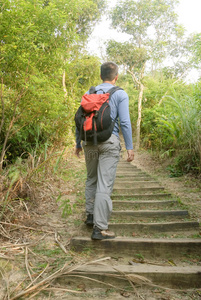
[75,86,122,144]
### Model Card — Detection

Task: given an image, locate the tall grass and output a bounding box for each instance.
[0,145,76,221]
[161,94,201,174]
[141,93,201,175]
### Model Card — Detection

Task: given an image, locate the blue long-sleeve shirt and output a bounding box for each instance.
[76,83,133,150]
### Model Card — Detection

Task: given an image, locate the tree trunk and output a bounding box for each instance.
[136,82,144,150]
[62,70,68,99]
[0,78,5,136]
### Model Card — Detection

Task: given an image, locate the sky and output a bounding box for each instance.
[87,0,201,81]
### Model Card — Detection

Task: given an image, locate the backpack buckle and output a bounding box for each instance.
[94,111,99,118]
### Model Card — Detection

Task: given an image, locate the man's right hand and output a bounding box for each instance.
[127,149,134,162]
[75,147,82,158]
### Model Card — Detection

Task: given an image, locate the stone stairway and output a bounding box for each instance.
[70,160,201,290]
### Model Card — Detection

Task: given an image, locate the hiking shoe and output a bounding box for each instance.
[85,214,93,226]
[91,227,115,240]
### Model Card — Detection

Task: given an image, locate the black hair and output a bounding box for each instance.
[100,62,118,81]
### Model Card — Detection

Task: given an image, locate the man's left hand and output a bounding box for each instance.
[75,147,82,157]
[127,149,134,162]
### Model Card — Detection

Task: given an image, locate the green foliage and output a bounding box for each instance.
[191,33,201,65]
[143,76,193,107]
[116,73,139,130]
[107,0,195,150]
[0,0,103,165]
[107,40,148,72]
[140,78,201,175]
[109,0,184,64]
[65,55,101,106]
[56,194,76,217]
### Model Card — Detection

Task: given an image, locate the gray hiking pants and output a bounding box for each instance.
[83,134,121,230]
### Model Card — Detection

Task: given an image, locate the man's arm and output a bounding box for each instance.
[75,127,82,157]
[117,91,134,162]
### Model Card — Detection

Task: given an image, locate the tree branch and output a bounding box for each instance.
[127,69,141,86]
[0,78,5,136]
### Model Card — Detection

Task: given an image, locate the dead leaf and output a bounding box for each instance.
[120,291,131,298]
[77,283,86,292]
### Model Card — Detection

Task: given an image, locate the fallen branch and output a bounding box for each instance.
[0,225,13,240]
[0,243,30,249]
[9,257,110,299]
[55,231,68,254]
[10,255,75,299]
[9,262,69,300]
[0,221,54,234]
[0,234,47,252]
[25,247,33,283]
[25,284,49,299]
[0,253,14,260]
[45,287,83,293]
[25,262,49,290]
[62,274,128,292]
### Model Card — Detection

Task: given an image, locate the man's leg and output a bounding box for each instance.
[83,143,99,216]
[93,135,121,232]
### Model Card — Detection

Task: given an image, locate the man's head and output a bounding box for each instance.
[100,62,118,82]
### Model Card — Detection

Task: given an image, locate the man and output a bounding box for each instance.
[75,62,134,240]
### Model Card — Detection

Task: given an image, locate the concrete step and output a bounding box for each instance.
[70,237,201,260]
[118,160,137,168]
[113,200,178,210]
[111,193,172,200]
[115,177,154,182]
[70,158,201,291]
[115,175,152,180]
[116,171,148,176]
[113,187,165,194]
[108,221,200,235]
[110,210,189,221]
[114,181,162,188]
[65,263,201,289]
[117,165,138,170]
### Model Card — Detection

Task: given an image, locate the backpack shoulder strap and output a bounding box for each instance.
[107,86,123,96]
[107,86,124,121]
[89,86,106,94]
[89,86,96,94]
[89,86,123,95]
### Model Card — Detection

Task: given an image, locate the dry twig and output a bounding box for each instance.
[0,221,54,234]
[9,257,111,299]
[0,224,14,240]
[54,231,68,254]
[45,286,83,294]
[0,253,14,260]
[25,261,49,290]
[25,247,33,283]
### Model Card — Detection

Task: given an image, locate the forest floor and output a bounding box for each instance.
[0,147,201,300]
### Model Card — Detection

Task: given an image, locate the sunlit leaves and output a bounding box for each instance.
[0,0,105,162]
[109,0,186,67]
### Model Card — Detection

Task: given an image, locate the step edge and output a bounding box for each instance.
[71,237,201,243]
